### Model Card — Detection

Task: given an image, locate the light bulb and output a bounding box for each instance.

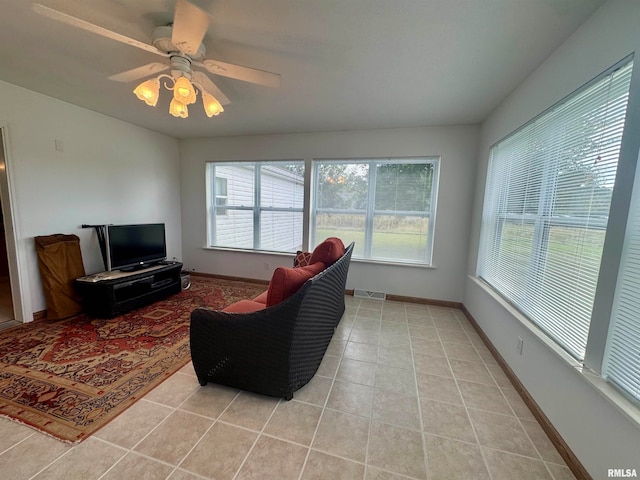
[202,90,224,117]
[133,78,160,107]
[173,76,197,105]
[169,98,189,118]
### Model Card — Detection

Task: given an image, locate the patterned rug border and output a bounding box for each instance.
[0,277,265,443]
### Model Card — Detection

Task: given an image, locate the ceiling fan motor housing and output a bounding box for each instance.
[152,25,206,61]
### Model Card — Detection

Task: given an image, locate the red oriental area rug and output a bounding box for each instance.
[0,277,265,444]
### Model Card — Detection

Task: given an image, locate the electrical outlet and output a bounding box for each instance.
[516,336,524,355]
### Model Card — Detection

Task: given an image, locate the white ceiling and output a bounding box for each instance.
[0,0,604,139]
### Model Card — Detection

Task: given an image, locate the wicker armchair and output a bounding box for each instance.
[189,243,354,400]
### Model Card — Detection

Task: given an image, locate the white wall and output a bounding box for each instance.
[180,126,479,301]
[464,0,640,476]
[0,80,181,319]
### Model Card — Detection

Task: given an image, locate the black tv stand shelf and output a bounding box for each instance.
[75,262,183,318]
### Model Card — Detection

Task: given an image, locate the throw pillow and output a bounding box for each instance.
[266,261,326,307]
[309,237,345,266]
[294,250,312,268]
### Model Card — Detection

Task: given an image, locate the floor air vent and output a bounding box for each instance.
[353,289,387,301]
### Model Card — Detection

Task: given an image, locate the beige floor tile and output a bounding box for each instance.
[500,387,536,421]
[0,431,71,479]
[143,372,200,407]
[95,399,173,449]
[344,341,378,363]
[134,410,212,465]
[167,468,205,480]
[381,311,407,323]
[410,337,446,357]
[354,318,381,330]
[424,434,490,480]
[477,347,500,365]
[368,421,426,479]
[101,452,174,480]
[264,400,322,445]
[437,328,472,344]
[302,450,365,479]
[450,359,496,385]
[407,313,434,326]
[349,329,380,345]
[219,391,279,430]
[375,365,417,396]
[178,383,240,419]
[33,437,125,480]
[433,317,464,331]
[334,324,352,341]
[0,417,35,452]
[486,363,513,388]
[180,421,257,479]
[520,419,565,464]
[294,375,333,406]
[408,324,438,339]
[468,409,539,458]
[317,354,342,377]
[336,358,377,386]
[326,338,347,357]
[415,372,463,405]
[377,345,412,369]
[178,361,197,377]
[420,399,477,443]
[380,321,409,336]
[236,435,308,480]
[483,447,554,480]
[546,462,577,480]
[372,388,421,431]
[442,342,483,362]
[357,309,383,321]
[412,353,452,377]
[312,409,369,462]
[326,379,374,417]
[429,307,457,319]
[458,381,513,415]
[366,467,415,479]
[378,335,411,349]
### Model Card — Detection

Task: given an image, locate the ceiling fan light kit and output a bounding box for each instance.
[33,0,281,120]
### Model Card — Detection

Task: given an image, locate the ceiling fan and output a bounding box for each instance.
[32,0,281,118]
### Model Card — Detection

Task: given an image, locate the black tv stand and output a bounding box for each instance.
[119,261,162,273]
[75,262,183,318]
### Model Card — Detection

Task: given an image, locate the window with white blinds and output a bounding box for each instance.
[604,165,640,404]
[478,59,633,361]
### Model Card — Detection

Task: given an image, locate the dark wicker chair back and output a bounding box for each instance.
[189,242,354,400]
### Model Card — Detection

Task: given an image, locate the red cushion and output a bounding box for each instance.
[223,300,266,313]
[293,251,312,268]
[252,290,268,304]
[266,261,326,307]
[309,237,345,265]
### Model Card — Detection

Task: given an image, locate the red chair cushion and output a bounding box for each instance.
[309,237,345,265]
[223,300,267,313]
[252,290,268,304]
[266,261,326,307]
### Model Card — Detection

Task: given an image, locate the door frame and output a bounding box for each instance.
[0,123,32,323]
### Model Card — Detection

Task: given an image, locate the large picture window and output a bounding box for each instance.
[312,158,439,264]
[478,60,633,361]
[206,161,304,252]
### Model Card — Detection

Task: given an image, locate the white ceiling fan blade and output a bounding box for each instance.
[108,63,169,82]
[171,0,211,57]
[198,59,281,88]
[32,3,167,58]
[192,71,231,105]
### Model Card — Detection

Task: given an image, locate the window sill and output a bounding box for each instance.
[469,275,640,431]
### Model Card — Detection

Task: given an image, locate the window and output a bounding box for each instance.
[207,161,304,252]
[312,158,439,264]
[478,59,633,361]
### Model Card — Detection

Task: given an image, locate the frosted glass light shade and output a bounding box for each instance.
[202,90,224,117]
[169,98,188,118]
[133,78,160,106]
[173,76,197,105]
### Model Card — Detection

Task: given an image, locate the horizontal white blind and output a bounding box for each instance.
[604,154,640,404]
[478,60,633,360]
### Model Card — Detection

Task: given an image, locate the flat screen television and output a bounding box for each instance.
[107,223,167,271]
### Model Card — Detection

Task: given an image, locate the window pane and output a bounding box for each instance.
[260,164,304,209]
[218,164,254,207]
[315,212,365,257]
[375,163,433,211]
[214,210,254,249]
[371,215,429,262]
[260,211,303,252]
[316,163,369,210]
